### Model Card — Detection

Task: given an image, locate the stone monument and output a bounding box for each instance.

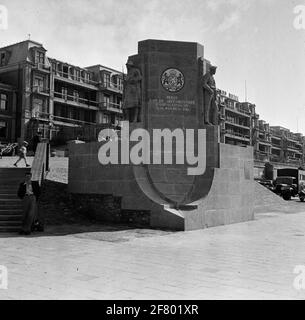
[68,39,255,231]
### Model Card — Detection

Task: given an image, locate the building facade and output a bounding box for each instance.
[218,89,257,147]
[217,89,305,175]
[0,39,305,172]
[0,40,123,144]
[0,82,17,143]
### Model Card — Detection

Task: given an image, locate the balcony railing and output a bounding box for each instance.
[225,130,250,140]
[102,81,123,92]
[226,118,250,128]
[32,86,50,95]
[32,111,96,126]
[54,70,98,86]
[102,101,122,111]
[34,63,51,71]
[54,92,99,108]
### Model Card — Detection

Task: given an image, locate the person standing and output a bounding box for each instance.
[17,172,41,235]
[14,141,30,167]
[32,131,42,155]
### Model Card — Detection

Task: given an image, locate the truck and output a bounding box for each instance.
[274,168,305,201]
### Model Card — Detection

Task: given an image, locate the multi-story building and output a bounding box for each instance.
[0,82,17,143]
[0,40,123,143]
[1,39,305,172]
[217,89,305,176]
[270,126,303,166]
[218,89,257,147]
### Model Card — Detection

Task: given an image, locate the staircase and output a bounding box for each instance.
[0,167,30,232]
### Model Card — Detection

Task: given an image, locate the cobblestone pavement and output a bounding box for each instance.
[1,211,305,300]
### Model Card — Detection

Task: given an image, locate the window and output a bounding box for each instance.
[33,77,44,92]
[102,115,109,124]
[33,98,45,115]
[35,51,45,65]
[75,70,80,81]
[61,87,68,99]
[103,73,110,87]
[0,93,8,111]
[104,95,110,107]
[0,52,6,66]
[73,90,79,102]
[0,120,7,138]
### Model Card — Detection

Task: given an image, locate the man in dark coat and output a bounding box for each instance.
[17,172,41,235]
[32,131,42,154]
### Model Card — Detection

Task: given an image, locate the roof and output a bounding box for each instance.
[0,39,44,51]
[86,64,124,75]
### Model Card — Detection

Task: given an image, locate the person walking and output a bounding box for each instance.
[17,172,41,235]
[14,141,30,167]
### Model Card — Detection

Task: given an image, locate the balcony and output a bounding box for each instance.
[54,70,98,90]
[271,145,281,150]
[286,146,303,154]
[225,118,250,130]
[32,86,50,96]
[33,63,51,73]
[225,131,250,141]
[100,81,123,93]
[32,111,96,127]
[225,108,251,119]
[100,102,123,114]
[254,151,270,162]
[287,157,302,166]
[259,139,271,146]
[54,92,99,110]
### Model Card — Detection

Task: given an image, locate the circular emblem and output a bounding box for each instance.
[161,68,185,92]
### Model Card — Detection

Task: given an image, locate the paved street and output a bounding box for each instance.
[1,210,305,300]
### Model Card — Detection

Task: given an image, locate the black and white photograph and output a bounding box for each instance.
[0,0,305,304]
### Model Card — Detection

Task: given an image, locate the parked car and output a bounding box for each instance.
[257,179,274,191]
[273,176,298,201]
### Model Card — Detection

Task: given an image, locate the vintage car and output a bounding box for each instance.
[273,176,298,201]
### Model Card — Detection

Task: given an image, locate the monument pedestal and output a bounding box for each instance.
[68,39,255,231]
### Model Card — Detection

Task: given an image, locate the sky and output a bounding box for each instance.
[0,0,305,133]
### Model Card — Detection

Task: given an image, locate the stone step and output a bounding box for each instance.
[0,221,22,227]
[0,226,21,232]
[0,194,19,199]
[0,199,22,205]
[0,209,23,215]
[0,178,28,182]
[0,187,18,196]
[0,186,18,191]
[0,215,22,221]
[0,205,23,210]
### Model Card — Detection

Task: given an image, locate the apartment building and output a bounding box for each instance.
[0,82,17,143]
[218,89,257,147]
[0,40,123,143]
[217,89,305,172]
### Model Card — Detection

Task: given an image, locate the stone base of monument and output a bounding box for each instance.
[150,143,254,231]
[68,126,254,231]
